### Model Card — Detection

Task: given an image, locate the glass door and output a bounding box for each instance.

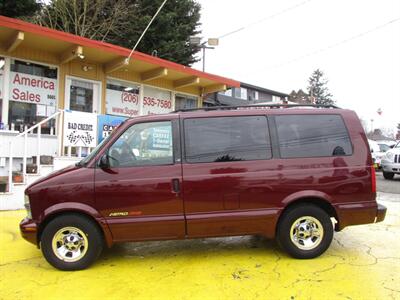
[65,77,100,113]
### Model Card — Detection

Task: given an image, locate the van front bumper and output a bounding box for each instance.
[20,218,38,246]
[381,161,400,174]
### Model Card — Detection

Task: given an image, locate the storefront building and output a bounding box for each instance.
[0,16,239,201]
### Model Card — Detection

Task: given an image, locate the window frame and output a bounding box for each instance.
[2,56,60,132]
[97,119,180,168]
[181,115,273,164]
[272,113,354,159]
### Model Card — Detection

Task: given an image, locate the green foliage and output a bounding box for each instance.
[0,0,41,18]
[288,89,310,104]
[307,69,335,105]
[107,0,201,66]
[31,0,201,66]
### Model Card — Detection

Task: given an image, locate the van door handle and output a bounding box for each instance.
[172,178,180,193]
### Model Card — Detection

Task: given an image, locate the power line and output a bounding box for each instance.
[157,0,313,60]
[126,0,168,63]
[253,17,400,72]
[217,0,313,39]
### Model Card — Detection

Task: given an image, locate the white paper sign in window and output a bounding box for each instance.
[9,71,57,107]
[63,111,97,147]
[143,86,173,115]
[106,80,140,117]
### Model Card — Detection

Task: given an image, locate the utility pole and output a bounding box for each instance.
[190,37,219,72]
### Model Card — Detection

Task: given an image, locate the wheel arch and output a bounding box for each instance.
[277,195,340,233]
[37,203,113,248]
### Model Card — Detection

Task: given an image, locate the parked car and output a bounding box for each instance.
[20,105,386,270]
[368,139,386,168]
[381,141,400,179]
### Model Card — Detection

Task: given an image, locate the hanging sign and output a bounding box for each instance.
[63,111,97,147]
[106,82,140,117]
[143,86,173,115]
[9,71,57,106]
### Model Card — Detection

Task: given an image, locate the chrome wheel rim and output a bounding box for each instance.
[52,227,88,262]
[290,216,324,250]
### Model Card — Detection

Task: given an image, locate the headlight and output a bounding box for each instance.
[24,194,32,219]
[385,152,394,160]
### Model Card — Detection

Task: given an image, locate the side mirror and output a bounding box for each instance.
[99,154,110,169]
[99,153,120,170]
[390,145,395,148]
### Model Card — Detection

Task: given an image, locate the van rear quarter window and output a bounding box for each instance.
[184,116,272,163]
[275,114,352,158]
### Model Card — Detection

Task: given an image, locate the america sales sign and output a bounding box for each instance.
[9,71,57,106]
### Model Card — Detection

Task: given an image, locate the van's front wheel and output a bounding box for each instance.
[41,214,103,270]
[277,204,333,259]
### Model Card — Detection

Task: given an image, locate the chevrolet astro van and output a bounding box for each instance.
[20,105,387,270]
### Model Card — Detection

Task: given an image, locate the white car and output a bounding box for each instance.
[368,139,385,167]
[381,141,400,179]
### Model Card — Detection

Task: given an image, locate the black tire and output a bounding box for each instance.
[383,171,395,180]
[277,204,334,259]
[41,214,104,271]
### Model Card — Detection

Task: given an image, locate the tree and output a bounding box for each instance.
[396,123,400,140]
[32,0,132,42]
[289,89,311,104]
[0,0,41,18]
[307,69,334,105]
[32,0,201,66]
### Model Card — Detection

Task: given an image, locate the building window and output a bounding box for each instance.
[143,86,172,115]
[175,94,198,110]
[248,90,259,101]
[106,79,140,117]
[184,116,272,163]
[0,57,4,128]
[234,88,248,100]
[69,80,93,113]
[8,60,57,133]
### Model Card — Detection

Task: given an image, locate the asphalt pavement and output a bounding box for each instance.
[376,171,400,195]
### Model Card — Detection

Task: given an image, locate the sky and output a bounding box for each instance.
[192,0,400,135]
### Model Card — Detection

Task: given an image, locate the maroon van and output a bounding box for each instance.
[20,105,386,270]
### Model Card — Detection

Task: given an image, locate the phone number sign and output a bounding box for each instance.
[143,86,173,115]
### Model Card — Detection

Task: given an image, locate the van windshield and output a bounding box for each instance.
[76,127,118,167]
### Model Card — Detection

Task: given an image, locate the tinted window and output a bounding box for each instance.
[108,121,173,167]
[184,116,271,163]
[378,144,390,152]
[276,114,352,158]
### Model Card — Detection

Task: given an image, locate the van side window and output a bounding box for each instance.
[107,121,173,167]
[184,116,272,163]
[275,114,352,158]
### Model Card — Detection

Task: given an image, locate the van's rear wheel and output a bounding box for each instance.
[277,204,333,259]
[41,214,103,270]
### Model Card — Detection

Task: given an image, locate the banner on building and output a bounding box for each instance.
[97,114,126,143]
[143,86,173,115]
[9,71,57,107]
[106,81,140,117]
[63,111,97,147]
